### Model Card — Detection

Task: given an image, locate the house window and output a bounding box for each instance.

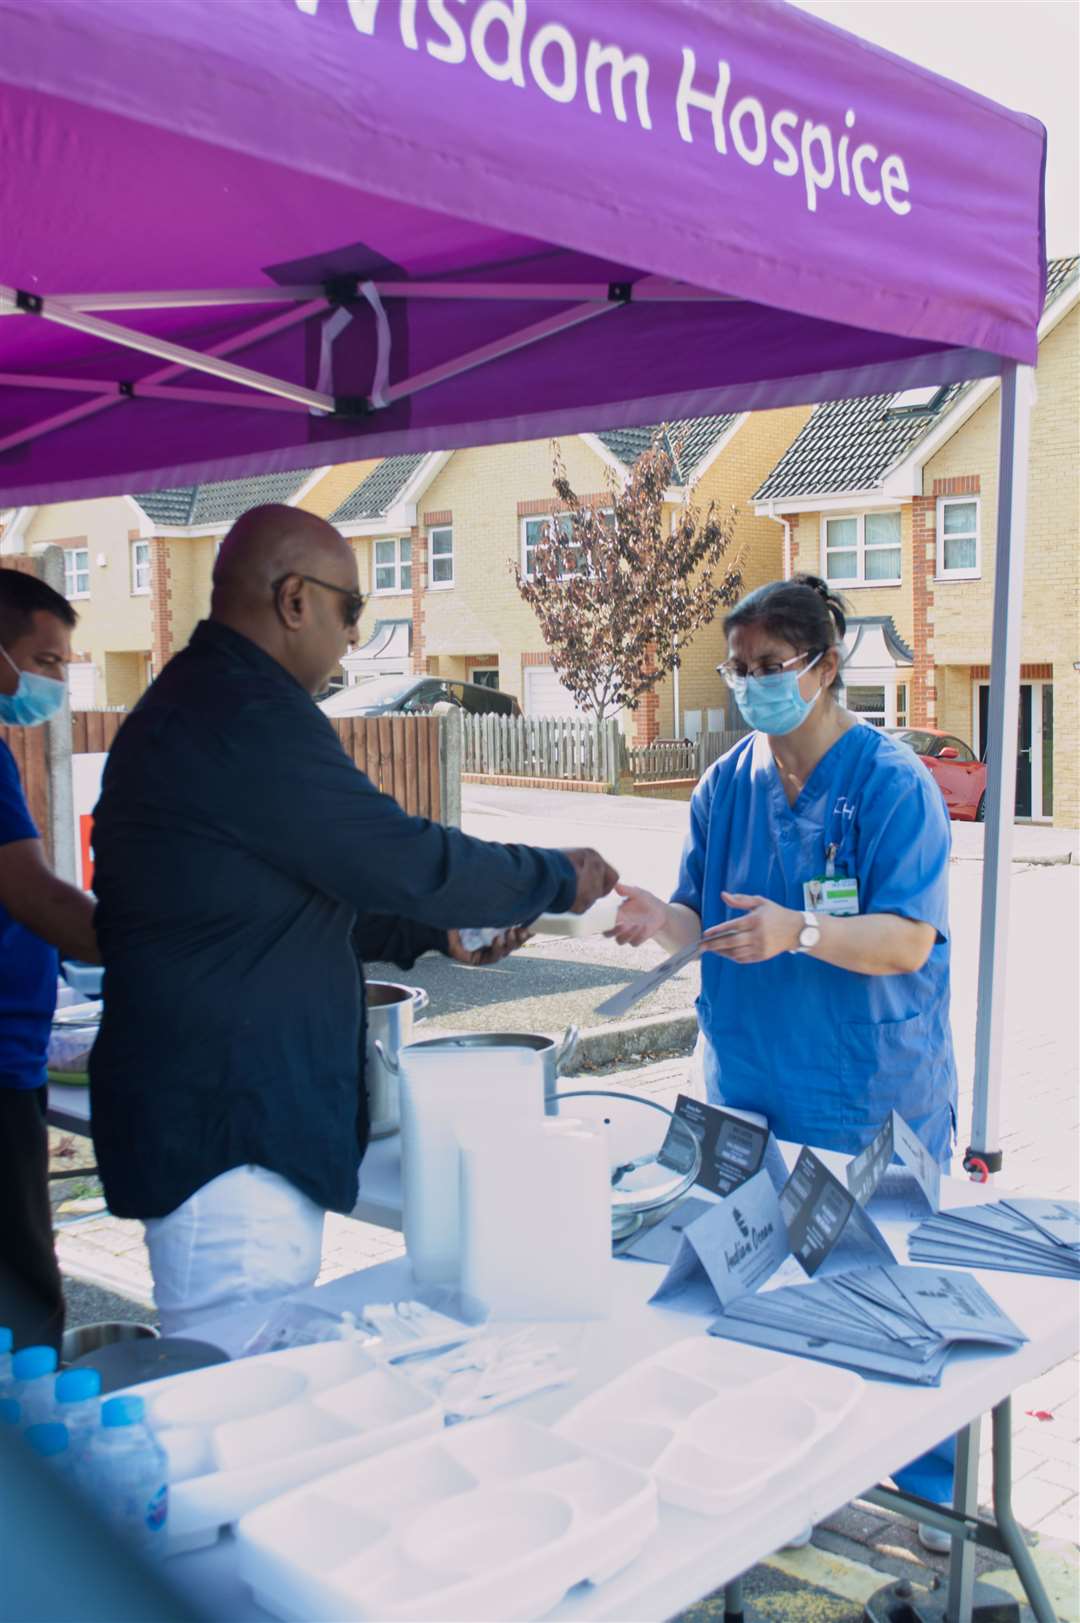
[64,546,90,599]
[823,512,901,586]
[521,511,612,578]
[429,526,453,588]
[937,497,979,578]
[522,514,572,578]
[896,683,908,729]
[374,537,412,594]
[846,685,887,727]
[131,539,151,594]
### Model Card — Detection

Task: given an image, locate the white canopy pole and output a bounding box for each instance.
[967,361,1036,1177]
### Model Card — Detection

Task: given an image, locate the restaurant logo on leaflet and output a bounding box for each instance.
[294,0,913,218]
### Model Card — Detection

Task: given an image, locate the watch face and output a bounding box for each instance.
[800,923,820,949]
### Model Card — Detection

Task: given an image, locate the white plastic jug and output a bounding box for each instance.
[460,1118,611,1318]
[399,1044,545,1284]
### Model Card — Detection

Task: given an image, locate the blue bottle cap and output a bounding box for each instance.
[102,1394,145,1428]
[0,1327,12,1354]
[12,1345,57,1381]
[25,1422,69,1458]
[0,1398,20,1426]
[55,1367,101,1404]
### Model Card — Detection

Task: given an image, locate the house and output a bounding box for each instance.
[1,406,810,737]
[321,408,811,743]
[753,256,1079,827]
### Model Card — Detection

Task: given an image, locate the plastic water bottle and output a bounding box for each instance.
[25,1421,72,1482]
[0,1327,13,1389]
[10,1345,58,1428]
[54,1367,102,1465]
[89,1395,168,1556]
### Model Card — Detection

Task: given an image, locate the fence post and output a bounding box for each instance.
[604,718,621,791]
[29,544,78,883]
[439,705,463,827]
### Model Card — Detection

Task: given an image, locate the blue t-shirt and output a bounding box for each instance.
[0,738,58,1089]
[672,725,957,1164]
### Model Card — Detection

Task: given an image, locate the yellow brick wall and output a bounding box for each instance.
[25,498,153,703]
[414,436,617,702]
[164,535,217,655]
[658,405,813,735]
[924,305,1078,824]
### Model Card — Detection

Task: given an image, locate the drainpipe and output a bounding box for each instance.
[0,506,34,555]
[672,633,680,738]
[763,501,792,579]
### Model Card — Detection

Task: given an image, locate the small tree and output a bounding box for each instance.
[514,435,742,721]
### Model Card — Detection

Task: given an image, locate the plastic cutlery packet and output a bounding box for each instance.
[399,1325,583,1423]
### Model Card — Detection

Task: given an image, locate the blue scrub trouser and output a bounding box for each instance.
[894,1436,956,1505]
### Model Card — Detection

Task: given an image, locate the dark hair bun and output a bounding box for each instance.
[791,573,847,638]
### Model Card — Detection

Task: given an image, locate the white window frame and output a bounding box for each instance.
[520,510,613,580]
[428,525,454,590]
[821,511,902,588]
[131,538,151,595]
[936,495,980,581]
[64,546,90,599]
[373,535,412,595]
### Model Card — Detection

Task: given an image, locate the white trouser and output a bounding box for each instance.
[144,1165,325,1338]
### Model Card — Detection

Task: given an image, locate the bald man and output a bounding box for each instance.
[89,505,616,1333]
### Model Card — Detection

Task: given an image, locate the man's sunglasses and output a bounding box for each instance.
[274,573,366,627]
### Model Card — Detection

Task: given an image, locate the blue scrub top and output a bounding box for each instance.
[672,725,957,1164]
[0,738,58,1090]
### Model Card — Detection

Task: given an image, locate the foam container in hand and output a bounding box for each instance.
[531,893,622,938]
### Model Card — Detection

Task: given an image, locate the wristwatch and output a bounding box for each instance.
[791,910,821,955]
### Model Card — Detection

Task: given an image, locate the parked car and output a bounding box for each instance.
[886,727,987,821]
[319,674,521,720]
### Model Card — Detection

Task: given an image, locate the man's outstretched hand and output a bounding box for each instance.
[561,848,619,914]
[446,925,533,967]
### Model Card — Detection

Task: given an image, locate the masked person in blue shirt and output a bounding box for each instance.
[613,574,957,1548]
[0,568,99,1349]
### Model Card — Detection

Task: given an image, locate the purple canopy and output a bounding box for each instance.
[0,0,1045,505]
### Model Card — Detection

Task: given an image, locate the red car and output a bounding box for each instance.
[886,728,987,822]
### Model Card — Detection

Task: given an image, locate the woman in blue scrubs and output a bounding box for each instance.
[614,574,957,1544]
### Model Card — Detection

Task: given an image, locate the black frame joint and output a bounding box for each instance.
[324,276,361,307]
[607,282,632,304]
[332,395,374,418]
[15,289,43,315]
[118,381,136,399]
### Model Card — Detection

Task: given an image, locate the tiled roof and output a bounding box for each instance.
[329,454,427,523]
[755,255,1079,503]
[134,472,309,527]
[596,416,740,483]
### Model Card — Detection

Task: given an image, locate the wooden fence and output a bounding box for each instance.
[330,714,444,820]
[626,728,750,783]
[2,708,452,870]
[462,713,622,786]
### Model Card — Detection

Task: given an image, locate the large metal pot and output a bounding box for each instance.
[365,980,429,1138]
[374,1026,580,1110]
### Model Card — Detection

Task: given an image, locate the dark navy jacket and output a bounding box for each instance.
[89,620,575,1218]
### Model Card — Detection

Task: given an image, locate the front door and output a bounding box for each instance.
[976,681,1053,821]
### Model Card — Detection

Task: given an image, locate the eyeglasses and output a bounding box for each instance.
[274,574,365,627]
[717,649,821,686]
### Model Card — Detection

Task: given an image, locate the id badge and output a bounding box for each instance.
[803,875,860,915]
